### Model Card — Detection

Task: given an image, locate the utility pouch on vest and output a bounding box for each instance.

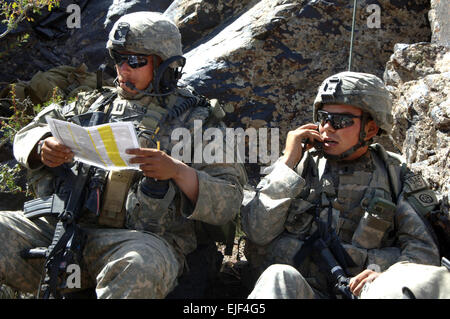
[98,170,135,228]
[352,196,396,249]
[285,198,315,237]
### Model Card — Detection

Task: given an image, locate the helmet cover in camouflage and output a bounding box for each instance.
[106,12,183,68]
[313,71,393,134]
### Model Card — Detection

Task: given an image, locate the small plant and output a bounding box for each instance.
[0,84,35,146]
[0,0,61,40]
[0,163,26,194]
[0,85,65,196]
[0,32,30,59]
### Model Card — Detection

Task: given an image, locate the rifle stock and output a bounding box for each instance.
[314,238,356,299]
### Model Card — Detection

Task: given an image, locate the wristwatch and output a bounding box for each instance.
[36,140,45,157]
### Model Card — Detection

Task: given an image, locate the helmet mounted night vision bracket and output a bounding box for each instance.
[321,76,341,103]
[111,22,130,47]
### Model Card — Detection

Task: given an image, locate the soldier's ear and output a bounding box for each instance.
[365,120,379,140]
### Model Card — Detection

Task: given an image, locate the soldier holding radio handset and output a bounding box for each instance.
[242,72,442,299]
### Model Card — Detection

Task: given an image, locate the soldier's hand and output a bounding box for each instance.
[349,269,381,297]
[282,123,323,169]
[39,137,74,168]
[127,148,182,180]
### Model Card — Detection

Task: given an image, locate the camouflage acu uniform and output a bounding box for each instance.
[0,85,246,298]
[244,146,440,298]
[243,72,440,299]
[0,11,247,299]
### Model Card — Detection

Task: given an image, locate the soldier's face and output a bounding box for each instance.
[115,53,154,94]
[318,104,363,158]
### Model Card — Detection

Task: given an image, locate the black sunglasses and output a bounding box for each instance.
[111,50,149,69]
[317,110,362,130]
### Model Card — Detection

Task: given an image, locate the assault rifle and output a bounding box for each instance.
[294,206,357,299]
[21,92,116,299]
[313,238,356,299]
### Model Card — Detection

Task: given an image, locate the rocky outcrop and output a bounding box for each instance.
[384,43,449,199]
[165,0,254,50]
[382,0,449,201]
[429,0,450,47]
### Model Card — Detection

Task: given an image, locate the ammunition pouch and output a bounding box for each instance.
[352,196,396,249]
[98,170,135,228]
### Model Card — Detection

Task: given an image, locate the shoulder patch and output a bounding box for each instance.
[407,189,439,216]
[402,172,438,216]
[404,174,428,195]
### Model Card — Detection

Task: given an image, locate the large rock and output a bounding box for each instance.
[384,42,449,198]
[429,0,450,47]
[178,0,431,180]
[165,0,254,50]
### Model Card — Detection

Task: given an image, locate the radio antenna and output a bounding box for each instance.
[348,0,358,71]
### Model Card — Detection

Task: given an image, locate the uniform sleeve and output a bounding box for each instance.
[391,193,440,265]
[13,91,103,170]
[13,103,66,170]
[241,159,306,246]
[361,193,441,273]
[361,150,441,271]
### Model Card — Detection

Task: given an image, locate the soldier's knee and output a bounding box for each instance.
[0,211,20,226]
[97,242,178,298]
[265,264,303,281]
[111,245,156,275]
[0,211,21,236]
[109,240,178,281]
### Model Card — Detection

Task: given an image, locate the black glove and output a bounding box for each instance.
[140,177,169,199]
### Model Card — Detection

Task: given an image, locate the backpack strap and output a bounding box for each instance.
[370,143,438,216]
[370,143,441,250]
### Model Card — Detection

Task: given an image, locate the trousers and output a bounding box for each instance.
[247,262,450,299]
[0,211,180,298]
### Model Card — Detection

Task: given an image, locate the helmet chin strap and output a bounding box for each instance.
[124,81,173,97]
[322,112,370,161]
[113,77,172,100]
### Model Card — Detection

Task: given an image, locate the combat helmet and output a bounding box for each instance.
[312,71,393,159]
[106,11,185,96]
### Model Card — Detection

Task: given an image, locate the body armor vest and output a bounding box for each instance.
[286,148,397,250]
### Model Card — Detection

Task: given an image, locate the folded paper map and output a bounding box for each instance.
[46,117,140,170]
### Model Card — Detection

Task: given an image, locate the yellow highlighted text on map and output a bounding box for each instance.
[97,125,127,167]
